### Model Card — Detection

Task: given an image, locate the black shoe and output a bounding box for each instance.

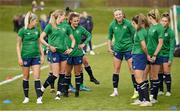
[90,78,100,85]
[75,91,79,97]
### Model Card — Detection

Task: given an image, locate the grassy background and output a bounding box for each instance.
[0,1,179,110]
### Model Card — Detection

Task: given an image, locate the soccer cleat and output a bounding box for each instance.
[150,98,158,104]
[110,92,118,97]
[165,92,171,96]
[36,97,42,104]
[75,91,79,97]
[80,84,91,91]
[68,84,76,93]
[131,90,139,99]
[131,99,142,105]
[90,51,95,55]
[50,89,55,93]
[41,86,45,92]
[140,101,152,107]
[22,97,29,104]
[150,94,153,100]
[55,94,61,100]
[55,91,62,100]
[90,78,100,85]
[158,91,164,95]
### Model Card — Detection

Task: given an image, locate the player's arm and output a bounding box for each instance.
[16,36,23,66]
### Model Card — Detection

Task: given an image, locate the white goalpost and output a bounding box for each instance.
[170,5,180,46]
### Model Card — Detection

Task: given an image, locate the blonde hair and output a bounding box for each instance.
[148,9,160,22]
[24,11,37,29]
[49,9,65,28]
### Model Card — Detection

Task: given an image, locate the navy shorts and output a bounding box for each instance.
[151,56,164,65]
[132,54,147,70]
[113,51,132,61]
[162,57,169,63]
[49,51,68,63]
[67,56,83,65]
[22,57,40,67]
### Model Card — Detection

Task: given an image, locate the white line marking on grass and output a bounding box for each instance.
[0,42,107,86]
[0,65,48,86]
[92,42,107,49]
[0,67,20,71]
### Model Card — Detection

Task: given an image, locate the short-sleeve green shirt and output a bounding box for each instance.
[108,19,135,52]
[147,23,164,56]
[68,26,92,57]
[161,27,175,61]
[132,28,148,54]
[43,23,73,53]
[18,27,40,58]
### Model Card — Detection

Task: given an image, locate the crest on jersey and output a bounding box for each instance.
[123,26,127,29]
[165,33,168,36]
[115,27,118,30]
[35,31,38,35]
[152,29,156,33]
[62,28,65,31]
[76,30,79,34]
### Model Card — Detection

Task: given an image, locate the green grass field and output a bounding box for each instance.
[0,4,180,110]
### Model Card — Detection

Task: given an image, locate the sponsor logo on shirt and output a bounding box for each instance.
[152,29,156,33]
[115,27,118,30]
[27,33,30,35]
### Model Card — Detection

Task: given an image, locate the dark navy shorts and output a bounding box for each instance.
[67,56,83,65]
[49,51,68,63]
[162,57,169,64]
[150,56,164,65]
[22,57,40,67]
[132,54,147,70]
[113,51,132,61]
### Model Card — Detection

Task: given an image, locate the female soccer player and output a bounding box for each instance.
[147,9,164,103]
[64,12,92,97]
[158,12,175,96]
[131,14,152,106]
[40,10,75,100]
[16,11,44,104]
[107,9,135,97]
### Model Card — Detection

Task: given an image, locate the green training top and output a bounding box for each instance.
[18,27,40,58]
[68,26,92,57]
[147,23,164,56]
[43,23,73,53]
[132,28,148,54]
[108,19,135,52]
[161,27,175,62]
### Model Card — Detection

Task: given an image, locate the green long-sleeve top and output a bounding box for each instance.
[68,25,92,57]
[161,27,175,62]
